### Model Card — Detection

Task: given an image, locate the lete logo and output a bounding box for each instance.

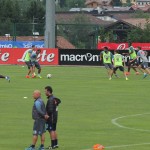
[17,50,55,62]
[117,44,126,50]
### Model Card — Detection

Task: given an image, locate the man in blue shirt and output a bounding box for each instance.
[136,46,150,78]
[26,90,48,150]
[30,49,42,78]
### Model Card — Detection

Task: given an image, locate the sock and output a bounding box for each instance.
[51,140,55,147]
[40,144,44,147]
[54,139,58,146]
[31,145,35,148]
[0,75,5,78]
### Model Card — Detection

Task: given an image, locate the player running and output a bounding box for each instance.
[113,50,128,80]
[24,45,36,78]
[100,47,118,80]
[134,46,150,79]
[123,42,140,75]
[30,49,42,78]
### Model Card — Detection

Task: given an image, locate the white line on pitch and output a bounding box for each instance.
[111,112,150,132]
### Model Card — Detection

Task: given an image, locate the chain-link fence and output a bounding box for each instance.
[56,24,100,49]
[0,22,45,41]
[0,22,100,49]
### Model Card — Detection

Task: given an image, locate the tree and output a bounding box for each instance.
[25,0,45,22]
[0,0,21,22]
[134,10,150,19]
[57,13,96,48]
[60,0,66,8]
[113,0,122,6]
[66,0,85,8]
[126,0,132,6]
[127,20,150,42]
[0,0,22,36]
[56,0,85,11]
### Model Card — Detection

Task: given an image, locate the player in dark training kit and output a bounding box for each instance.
[45,86,61,149]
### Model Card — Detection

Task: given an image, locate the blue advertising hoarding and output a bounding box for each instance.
[0,41,44,48]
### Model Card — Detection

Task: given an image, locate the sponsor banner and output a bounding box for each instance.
[0,41,44,48]
[97,43,128,50]
[59,49,150,66]
[97,42,150,50]
[132,43,150,51]
[59,49,101,66]
[0,48,58,65]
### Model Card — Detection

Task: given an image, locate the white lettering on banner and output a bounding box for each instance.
[0,52,9,61]
[23,42,44,48]
[17,49,28,62]
[17,49,55,62]
[61,53,99,62]
[23,42,33,48]
[117,44,126,50]
[0,44,13,48]
[47,53,55,62]
[39,50,55,62]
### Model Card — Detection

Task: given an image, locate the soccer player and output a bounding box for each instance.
[136,46,150,79]
[0,74,10,82]
[113,50,129,80]
[123,42,140,75]
[45,86,61,149]
[30,49,42,78]
[26,90,47,150]
[100,47,115,80]
[24,45,36,78]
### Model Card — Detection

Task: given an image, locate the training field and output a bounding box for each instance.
[0,65,150,150]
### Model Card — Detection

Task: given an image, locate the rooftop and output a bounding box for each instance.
[123,18,150,29]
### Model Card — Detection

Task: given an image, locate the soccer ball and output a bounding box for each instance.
[47,74,52,78]
[93,144,104,150]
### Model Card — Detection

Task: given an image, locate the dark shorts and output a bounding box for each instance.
[114,66,124,72]
[33,119,45,135]
[129,59,139,66]
[25,61,32,69]
[31,61,41,69]
[104,63,113,70]
[46,120,57,132]
[140,62,148,69]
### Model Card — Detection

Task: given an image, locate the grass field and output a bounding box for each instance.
[0,65,150,150]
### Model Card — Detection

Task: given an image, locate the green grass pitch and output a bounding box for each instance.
[0,65,150,150]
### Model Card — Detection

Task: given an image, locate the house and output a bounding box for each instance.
[89,17,150,45]
[55,12,114,25]
[57,36,76,49]
[90,20,137,42]
[85,0,113,8]
[122,18,150,29]
[136,0,150,5]
[131,4,150,12]
[121,0,136,4]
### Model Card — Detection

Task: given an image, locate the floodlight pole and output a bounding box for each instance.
[44,0,55,48]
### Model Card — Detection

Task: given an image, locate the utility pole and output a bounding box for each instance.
[44,0,55,48]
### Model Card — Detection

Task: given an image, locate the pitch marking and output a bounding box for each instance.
[111,112,150,132]
[84,113,150,150]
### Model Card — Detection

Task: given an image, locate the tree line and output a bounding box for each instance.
[0,0,149,48]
